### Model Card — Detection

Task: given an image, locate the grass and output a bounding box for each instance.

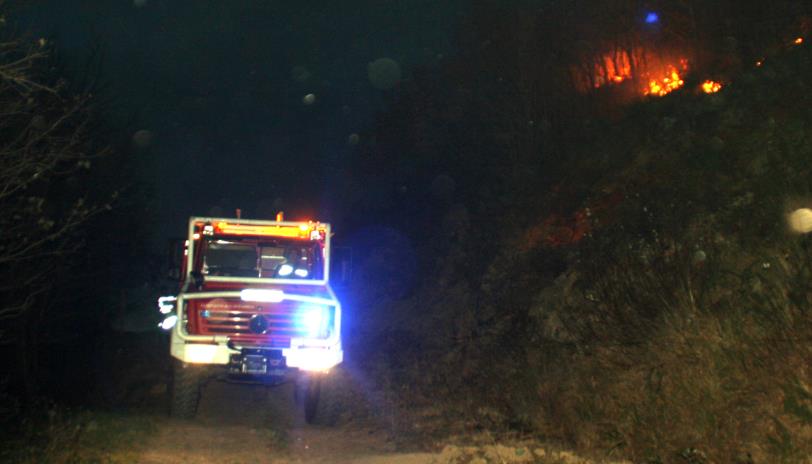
[0,408,159,464]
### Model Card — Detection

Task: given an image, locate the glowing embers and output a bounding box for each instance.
[794,37,804,45]
[644,64,685,96]
[701,80,722,93]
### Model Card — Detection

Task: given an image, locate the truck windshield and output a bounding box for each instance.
[201,239,322,280]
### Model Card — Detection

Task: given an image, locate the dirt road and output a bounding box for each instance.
[130,379,437,464]
[109,369,607,464]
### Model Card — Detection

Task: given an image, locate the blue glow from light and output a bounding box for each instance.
[645,12,659,24]
[298,306,327,337]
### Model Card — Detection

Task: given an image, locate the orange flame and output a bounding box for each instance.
[593,51,633,88]
[586,51,726,98]
[701,80,722,93]
[794,37,804,45]
[644,65,685,96]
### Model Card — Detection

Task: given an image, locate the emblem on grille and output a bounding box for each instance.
[249,314,269,334]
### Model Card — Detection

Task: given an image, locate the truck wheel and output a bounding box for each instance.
[169,361,204,419]
[303,375,322,424]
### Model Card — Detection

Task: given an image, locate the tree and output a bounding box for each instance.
[0,29,112,397]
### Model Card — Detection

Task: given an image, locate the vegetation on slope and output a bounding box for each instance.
[350,18,812,464]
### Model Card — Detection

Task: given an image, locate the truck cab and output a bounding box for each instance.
[159,216,343,422]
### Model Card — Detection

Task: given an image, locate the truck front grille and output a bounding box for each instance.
[191,299,309,347]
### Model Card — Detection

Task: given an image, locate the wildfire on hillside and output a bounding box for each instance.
[576,31,808,99]
[582,49,692,97]
[644,64,686,96]
[701,80,723,93]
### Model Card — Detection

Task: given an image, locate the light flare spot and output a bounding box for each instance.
[367,58,401,90]
[788,208,812,233]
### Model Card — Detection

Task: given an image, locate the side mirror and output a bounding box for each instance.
[330,246,352,288]
[166,238,184,280]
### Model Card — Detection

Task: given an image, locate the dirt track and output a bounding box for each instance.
[108,368,611,464]
[130,379,437,464]
[75,337,622,464]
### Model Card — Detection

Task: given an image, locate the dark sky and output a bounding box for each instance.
[11,0,463,245]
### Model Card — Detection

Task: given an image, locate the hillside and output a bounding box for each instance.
[353,39,812,464]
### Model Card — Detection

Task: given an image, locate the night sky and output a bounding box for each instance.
[11,0,463,246]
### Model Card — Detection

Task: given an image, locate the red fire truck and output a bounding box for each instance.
[158,215,343,422]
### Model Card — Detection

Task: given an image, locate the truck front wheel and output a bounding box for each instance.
[169,360,205,419]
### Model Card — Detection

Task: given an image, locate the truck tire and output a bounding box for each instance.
[169,361,204,419]
[303,375,322,424]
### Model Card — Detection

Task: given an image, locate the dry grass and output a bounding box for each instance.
[533,232,812,463]
[0,409,157,464]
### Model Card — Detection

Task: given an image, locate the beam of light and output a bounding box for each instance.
[298,306,328,338]
[278,264,294,277]
[158,295,177,314]
[284,347,341,371]
[183,344,219,364]
[159,315,178,330]
[240,288,285,303]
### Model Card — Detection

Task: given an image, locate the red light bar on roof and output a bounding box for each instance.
[212,221,325,240]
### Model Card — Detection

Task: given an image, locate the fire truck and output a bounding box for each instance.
[158,215,343,422]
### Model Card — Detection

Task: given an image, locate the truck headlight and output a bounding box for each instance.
[159,314,178,330]
[158,296,177,314]
[298,306,330,338]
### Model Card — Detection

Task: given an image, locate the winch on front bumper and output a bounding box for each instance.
[229,349,288,378]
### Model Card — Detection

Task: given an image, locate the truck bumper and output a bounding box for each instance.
[171,331,343,372]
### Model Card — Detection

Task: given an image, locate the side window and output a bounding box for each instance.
[204,242,257,277]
